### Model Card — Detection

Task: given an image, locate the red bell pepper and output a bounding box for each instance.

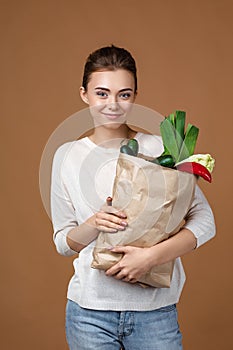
[176,162,212,183]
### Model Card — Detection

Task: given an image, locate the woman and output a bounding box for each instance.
[51,45,216,350]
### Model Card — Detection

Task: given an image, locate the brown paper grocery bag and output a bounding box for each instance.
[91,152,196,288]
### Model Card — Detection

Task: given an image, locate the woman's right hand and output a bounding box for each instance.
[88,203,128,233]
[66,197,127,252]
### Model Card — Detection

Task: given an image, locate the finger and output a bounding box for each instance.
[111,269,129,280]
[105,263,122,276]
[110,246,130,254]
[97,226,118,233]
[129,278,137,284]
[101,205,127,218]
[100,213,128,226]
[96,215,128,231]
[122,276,137,283]
[113,272,137,283]
[106,196,112,206]
[96,220,127,232]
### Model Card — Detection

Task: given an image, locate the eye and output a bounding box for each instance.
[96,91,108,98]
[119,92,132,100]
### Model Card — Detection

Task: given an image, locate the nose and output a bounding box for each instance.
[107,95,119,111]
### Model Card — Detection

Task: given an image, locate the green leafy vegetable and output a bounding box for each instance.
[167,112,175,126]
[177,124,199,162]
[159,110,199,163]
[175,110,185,150]
[160,118,180,161]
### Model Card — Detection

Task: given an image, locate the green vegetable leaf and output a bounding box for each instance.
[167,112,175,127]
[161,145,170,156]
[175,110,186,150]
[177,123,199,161]
[160,118,180,161]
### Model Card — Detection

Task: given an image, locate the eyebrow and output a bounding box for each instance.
[94,87,133,92]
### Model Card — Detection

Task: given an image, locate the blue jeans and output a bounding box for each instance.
[65,299,183,350]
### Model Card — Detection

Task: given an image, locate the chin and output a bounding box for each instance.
[94,117,126,129]
[104,121,126,130]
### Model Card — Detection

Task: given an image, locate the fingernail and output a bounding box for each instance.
[121,221,128,227]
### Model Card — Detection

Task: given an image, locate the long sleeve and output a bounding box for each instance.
[183,184,216,248]
[50,143,78,256]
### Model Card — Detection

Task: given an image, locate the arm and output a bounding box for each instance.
[51,144,128,255]
[50,143,78,256]
[106,184,216,282]
[66,207,128,253]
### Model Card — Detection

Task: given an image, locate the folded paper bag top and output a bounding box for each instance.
[91,152,196,288]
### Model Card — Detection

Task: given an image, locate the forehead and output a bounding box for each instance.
[88,69,135,89]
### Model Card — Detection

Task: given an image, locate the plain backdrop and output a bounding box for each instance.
[1,0,233,349]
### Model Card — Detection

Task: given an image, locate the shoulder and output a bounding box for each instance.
[53,138,88,161]
[52,138,93,177]
[136,132,164,157]
[53,141,74,163]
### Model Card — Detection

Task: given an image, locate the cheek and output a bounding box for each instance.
[88,99,106,119]
[118,101,134,114]
[88,97,106,109]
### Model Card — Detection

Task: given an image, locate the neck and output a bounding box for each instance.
[89,124,137,148]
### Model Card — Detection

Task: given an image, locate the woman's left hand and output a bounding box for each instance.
[105,246,153,283]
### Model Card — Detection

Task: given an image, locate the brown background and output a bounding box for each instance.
[1,0,233,349]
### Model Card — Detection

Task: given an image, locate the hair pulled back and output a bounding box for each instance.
[82,45,137,93]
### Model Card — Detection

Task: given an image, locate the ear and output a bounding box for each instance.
[79,86,89,104]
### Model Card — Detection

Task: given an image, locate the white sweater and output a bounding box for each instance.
[50,132,216,311]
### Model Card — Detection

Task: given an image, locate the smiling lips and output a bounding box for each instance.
[101,113,124,120]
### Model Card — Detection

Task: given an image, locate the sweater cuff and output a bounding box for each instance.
[183,220,216,249]
[54,229,78,256]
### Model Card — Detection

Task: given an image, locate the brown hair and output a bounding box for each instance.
[82,45,137,93]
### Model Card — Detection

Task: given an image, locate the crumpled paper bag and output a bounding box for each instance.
[91,152,196,288]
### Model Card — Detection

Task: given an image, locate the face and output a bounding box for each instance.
[80,69,136,129]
